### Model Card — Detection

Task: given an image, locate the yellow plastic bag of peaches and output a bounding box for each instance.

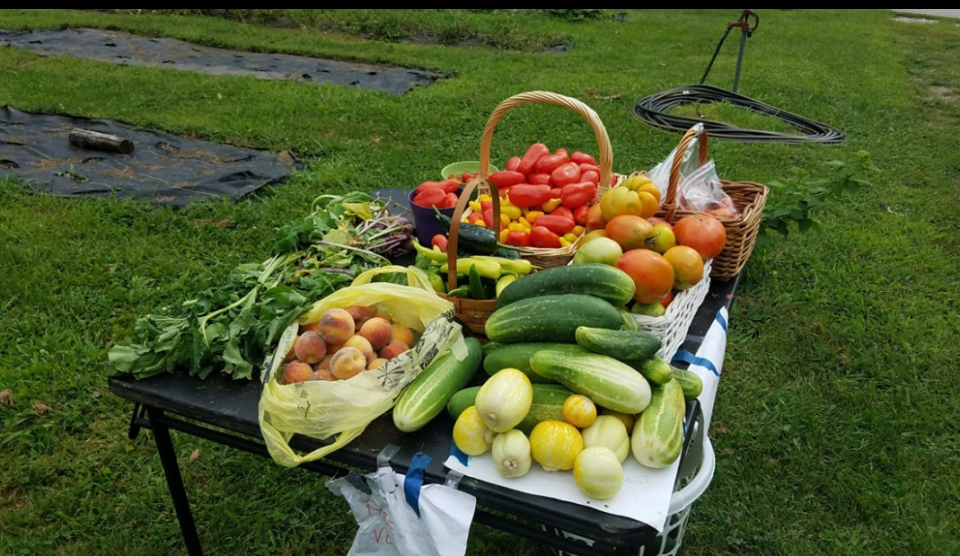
[259,279,465,467]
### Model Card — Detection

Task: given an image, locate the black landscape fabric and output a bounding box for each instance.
[0,27,439,95]
[0,106,298,206]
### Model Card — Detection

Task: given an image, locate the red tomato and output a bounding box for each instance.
[573,204,589,226]
[461,172,473,183]
[551,162,581,187]
[555,148,569,157]
[561,182,597,208]
[506,156,521,172]
[673,214,727,260]
[509,184,553,208]
[570,151,597,165]
[610,174,618,186]
[506,231,531,247]
[517,143,550,176]
[528,173,552,185]
[550,206,575,221]
[550,187,563,199]
[661,291,675,308]
[467,213,481,224]
[530,226,562,248]
[413,188,446,208]
[535,152,570,175]
[578,163,602,176]
[431,235,448,252]
[581,170,599,185]
[416,179,459,195]
[536,215,575,235]
[586,204,606,231]
[442,192,459,208]
[489,171,525,189]
[482,208,496,230]
[480,201,493,211]
[616,250,675,303]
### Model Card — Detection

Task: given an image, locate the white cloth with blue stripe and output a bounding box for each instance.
[327,453,476,556]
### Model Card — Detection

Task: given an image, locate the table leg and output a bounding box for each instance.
[147,407,205,556]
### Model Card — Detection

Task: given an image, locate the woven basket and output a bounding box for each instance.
[655,127,770,280]
[437,176,502,335]
[632,260,712,362]
[468,91,615,269]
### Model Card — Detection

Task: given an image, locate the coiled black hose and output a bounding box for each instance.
[633,84,845,144]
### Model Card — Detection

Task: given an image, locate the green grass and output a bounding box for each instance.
[1,8,959,556]
[667,100,800,134]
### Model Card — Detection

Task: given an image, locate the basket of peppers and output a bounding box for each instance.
[459,91,618,269]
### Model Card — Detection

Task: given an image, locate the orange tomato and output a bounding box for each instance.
[663,246,704,290]
[673,214,726,260]
[615,249,674,303]
[648,217,672,230]
[605,215,653,251]
[585,204,606,231]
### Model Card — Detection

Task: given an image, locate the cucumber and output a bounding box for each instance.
[671,367,703,399]
[393,337,482,432]
[483,342,587,383]
[486,294,623,344]
[530,350,651,414]
[634,357,674,385]
[447,383,574,434]
[618,308,639,331]
[631,379,686,468]
[575,327,661,361]
[497,264,636,308]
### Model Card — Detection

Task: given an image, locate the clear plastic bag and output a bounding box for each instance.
[678,160,740,218]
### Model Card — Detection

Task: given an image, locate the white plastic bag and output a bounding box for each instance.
[327,455,476,556]
[678,160,740,218]
[646,123,707,200]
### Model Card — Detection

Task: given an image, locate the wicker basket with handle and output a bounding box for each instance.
[653,126,770,280]
[467,91,616,269]
[437,175,502,335]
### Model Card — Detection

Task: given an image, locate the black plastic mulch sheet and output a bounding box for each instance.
[0,27,439,95]
[0,106,298,206]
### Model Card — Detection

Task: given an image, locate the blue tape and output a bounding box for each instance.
[715,310,728,332]
[672,349,721,377]
[403,453,432,518]
[450,440,469,466]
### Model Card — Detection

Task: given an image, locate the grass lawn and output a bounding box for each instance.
[1,8,959,556]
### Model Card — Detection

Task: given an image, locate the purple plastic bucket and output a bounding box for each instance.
[408,187,463,247]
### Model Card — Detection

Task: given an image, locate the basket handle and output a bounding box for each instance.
[663,126,710,223]
[447,177,501,292]
[477,91,613,190]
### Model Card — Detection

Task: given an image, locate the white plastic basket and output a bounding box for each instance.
[633,260,712,362]
[549,433,716,556]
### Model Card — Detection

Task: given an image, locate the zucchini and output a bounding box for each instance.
[574,327,661,361]
[393,337,482,432]
[486,294,623,344]
[483,342,587,383]
[634,357,674,386]
[671,367,703,399]
[447,383,573,434]
[497,264,636,308]
[631,379,686,468]
[530,350,651,414]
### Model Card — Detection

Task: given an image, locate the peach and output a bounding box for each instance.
[331,347,367,380]
[359,317,392,350]
[312,367,337,381]
[300,321,321,333]
[294,331,327,364]
[367,358,388,371]
[347,305,378,331]
[282,362,313,385]
[316,355,334,372]
[390,324,414,348]
[319,308,355,345]
[379,339,409,360]
[377,310,392,324]
[326,342,344,356]
[343,335,375,363]
[283,336,298,362]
